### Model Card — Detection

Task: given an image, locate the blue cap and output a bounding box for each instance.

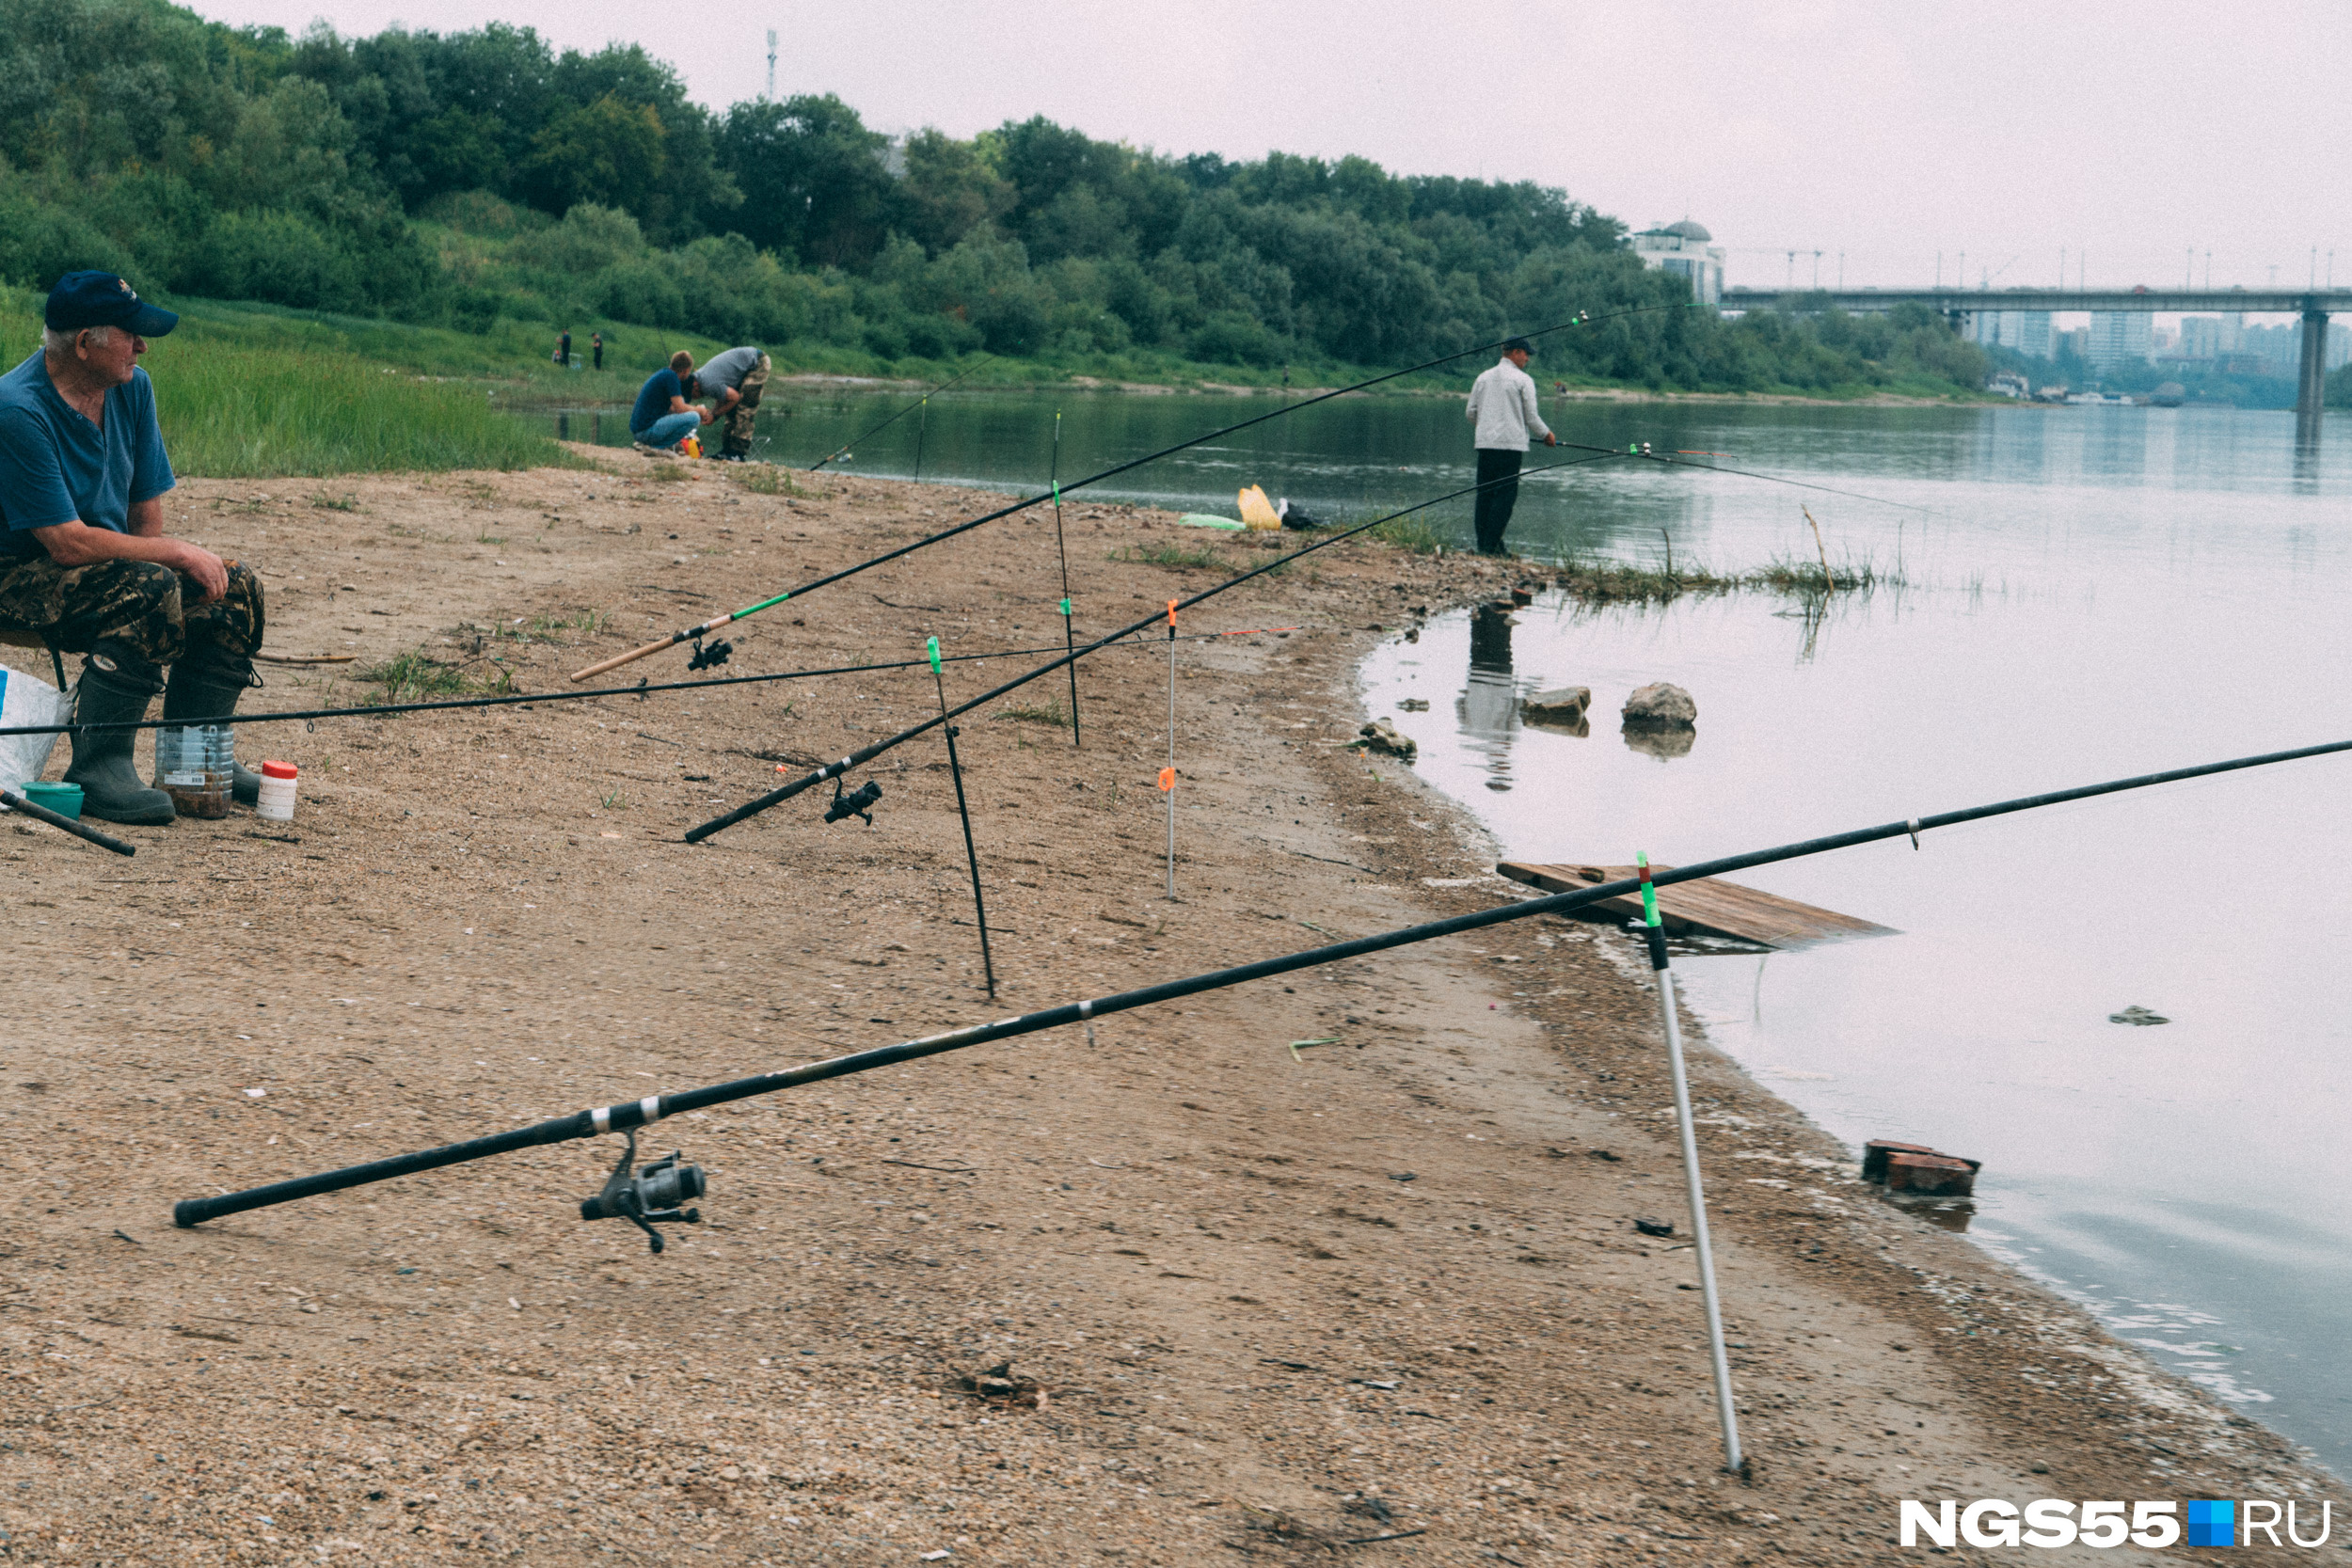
[43,272,178,338]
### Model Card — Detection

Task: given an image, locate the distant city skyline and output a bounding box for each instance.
[191,0,2350,311]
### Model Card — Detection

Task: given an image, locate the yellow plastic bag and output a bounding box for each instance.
[1237,484,1281,531]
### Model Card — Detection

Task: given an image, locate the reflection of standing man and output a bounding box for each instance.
[1465,336,1555,556]
[694,345,771,461]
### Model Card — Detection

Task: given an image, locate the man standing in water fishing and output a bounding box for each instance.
[0,272,266,824]
[1465,337,1555,556]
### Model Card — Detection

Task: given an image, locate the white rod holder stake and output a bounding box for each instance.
[1638,858,1743,1475]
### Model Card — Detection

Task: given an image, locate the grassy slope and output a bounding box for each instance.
[0,289,583,478]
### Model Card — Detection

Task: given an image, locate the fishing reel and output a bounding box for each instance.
[688,635,733,672]
[824,777,882,826]
[579,1130,706,1253]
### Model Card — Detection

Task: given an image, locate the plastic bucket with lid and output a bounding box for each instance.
[256,759,299,822]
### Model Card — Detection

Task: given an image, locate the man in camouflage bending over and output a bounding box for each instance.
[0,272,265,825]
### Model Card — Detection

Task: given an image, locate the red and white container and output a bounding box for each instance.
[256,759,299,822]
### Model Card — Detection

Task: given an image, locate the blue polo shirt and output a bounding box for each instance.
[0,352,175,561]
[630,368,685,436]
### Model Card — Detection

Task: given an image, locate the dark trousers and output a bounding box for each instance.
[1473,447,1524,555]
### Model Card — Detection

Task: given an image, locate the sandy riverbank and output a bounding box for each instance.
[0,455,2325,1564]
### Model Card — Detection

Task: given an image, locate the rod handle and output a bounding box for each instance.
[570,633,679,683]
[0,789,135,856]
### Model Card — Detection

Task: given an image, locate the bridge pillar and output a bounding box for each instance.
[2297,306,2330,438]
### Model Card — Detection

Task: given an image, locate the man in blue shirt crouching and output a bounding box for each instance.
[0,273,266,824]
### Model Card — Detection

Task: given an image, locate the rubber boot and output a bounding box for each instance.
[66,652,174,826]
[164,653,262,806]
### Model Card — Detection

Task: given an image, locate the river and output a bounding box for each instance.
[556,387,2352,1475]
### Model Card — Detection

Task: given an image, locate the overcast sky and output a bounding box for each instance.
[199,0,2352,297]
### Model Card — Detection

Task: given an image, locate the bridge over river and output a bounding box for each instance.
[1720,287,2352,428]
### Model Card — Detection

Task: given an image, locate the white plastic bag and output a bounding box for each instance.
[0,662,70,791]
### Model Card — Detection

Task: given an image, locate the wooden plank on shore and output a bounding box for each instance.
[1496,861,1896,951]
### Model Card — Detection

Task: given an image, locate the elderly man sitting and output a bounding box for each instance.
[0,272,265,825]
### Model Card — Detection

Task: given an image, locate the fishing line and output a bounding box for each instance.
[173,729,2352,1231]
[682,449,1635,843]
[568,304,1696,683]
[807,356,993,472]
[1568,439,1931,514]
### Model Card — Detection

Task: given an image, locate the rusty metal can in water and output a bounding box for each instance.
[153,722,232,818]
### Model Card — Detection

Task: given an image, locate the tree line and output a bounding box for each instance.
[0,0,1986,394]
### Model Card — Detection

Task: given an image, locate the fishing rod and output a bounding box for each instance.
[173,729,2352,1239]
[807,356,994,472]
[0,641,1104,738]
[567,303,1699,684]
[680,448,1635,843]
[0,628,1311,741]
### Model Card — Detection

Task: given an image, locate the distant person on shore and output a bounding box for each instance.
[1464,336,1555,556]
[0,272,266,824]
[591,331,603,372]
[694,345,771,462]
[555,328,572,368]
[629,351,710,453]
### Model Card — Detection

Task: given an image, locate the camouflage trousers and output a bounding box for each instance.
[721,356,771,456]
[0,554,265,672]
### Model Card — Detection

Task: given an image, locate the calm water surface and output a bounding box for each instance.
[570,387,2352,1471]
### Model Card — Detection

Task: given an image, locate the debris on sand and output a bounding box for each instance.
[955,1360,1046,1410]
[1356,719,1417,760]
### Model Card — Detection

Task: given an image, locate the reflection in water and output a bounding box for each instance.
[1622,721,1696,760]
[1879,1193,1976,1233]
[1459,604,1518,790]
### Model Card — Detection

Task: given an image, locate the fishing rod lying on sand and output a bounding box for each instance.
[0,629,1310,746]
[679,448,1634,843]
[566,304,1696,684]
[172,731,2352,1244]
[0,641,1109,740]
[807,356,994,472]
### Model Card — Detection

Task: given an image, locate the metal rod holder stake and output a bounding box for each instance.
[1640,858,1743,1475]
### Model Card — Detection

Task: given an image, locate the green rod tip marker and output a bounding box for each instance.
[926,635,942,673]
[1637,850,1661,927]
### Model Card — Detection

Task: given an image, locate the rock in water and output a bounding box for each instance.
[2108,1005,2169,1026]
[1357,720,1417,761]
[1622,682,1697,728]
[1521,685,1592,722]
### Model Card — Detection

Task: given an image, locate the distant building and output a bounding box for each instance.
[2058,326,2091,361]
[2088,312,2153,372]
[1967,308,2054,358]
[1629,220,1724,305]
[2177,315,2226,359]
